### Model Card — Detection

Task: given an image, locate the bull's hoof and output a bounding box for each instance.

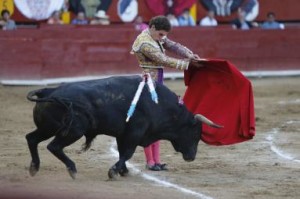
[119,168,129,177]
[67,167,77,179]
[108,168,118,179]
[29,162,39,176]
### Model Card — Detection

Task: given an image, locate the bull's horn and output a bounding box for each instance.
[194,114,223,128]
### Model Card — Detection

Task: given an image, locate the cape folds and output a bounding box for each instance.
[183,59,255,145]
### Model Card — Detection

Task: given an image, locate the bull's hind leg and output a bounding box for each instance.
[26,129,54,176]
[47,130,83,179]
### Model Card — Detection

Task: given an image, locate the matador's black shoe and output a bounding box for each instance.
[155,163,168,171]
[145,164,161,171]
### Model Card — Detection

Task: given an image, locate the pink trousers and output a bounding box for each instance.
[143,141,160,166]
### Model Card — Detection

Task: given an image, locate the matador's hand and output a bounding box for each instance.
[188,54,201,61]
[189,59,204,68]
[191,54,201,61]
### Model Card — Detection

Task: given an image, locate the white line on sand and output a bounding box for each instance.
[109,143,214,199]
[278,99,300,105]
[266,121,300,163]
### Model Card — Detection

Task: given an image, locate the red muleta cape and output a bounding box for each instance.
[183,59,255,145]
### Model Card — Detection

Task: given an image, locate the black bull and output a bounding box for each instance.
[26,75,221,179]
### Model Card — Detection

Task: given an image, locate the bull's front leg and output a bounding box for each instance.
[108,138,137,179]
[108,159,128,179]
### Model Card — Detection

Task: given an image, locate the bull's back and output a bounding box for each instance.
[55,76,140,99]
[31,75,182,136]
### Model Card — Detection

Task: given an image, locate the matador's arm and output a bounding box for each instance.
[140,42,190,70]
[162,37,195,59]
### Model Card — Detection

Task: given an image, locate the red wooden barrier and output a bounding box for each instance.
[0,25,300,80]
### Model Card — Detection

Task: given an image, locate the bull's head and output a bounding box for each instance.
[171,114,223,161]
[170,115,201,162]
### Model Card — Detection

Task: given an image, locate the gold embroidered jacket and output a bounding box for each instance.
[132,29,194,74]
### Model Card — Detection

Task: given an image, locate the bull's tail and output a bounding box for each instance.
[27,88,56,102]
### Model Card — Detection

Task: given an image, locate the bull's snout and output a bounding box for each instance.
[182,154,195,162]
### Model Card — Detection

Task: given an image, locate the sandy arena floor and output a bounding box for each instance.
[0,77,299,199]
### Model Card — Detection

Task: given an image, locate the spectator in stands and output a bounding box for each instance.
[0,9,17,30]
[68,0,85,15]
[71,11,89,25]
[199,10,218,27]
[90,10,110,25]
[166,13,179,27]
[47,10,64,25]
[177,9,196,26]
[166,0,175,14]
[231,9,257,30]
[94,0,112,17]
[261,12,284,30]
[134,16,148,31]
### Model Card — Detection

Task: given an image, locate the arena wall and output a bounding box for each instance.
[0,25,300,82]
